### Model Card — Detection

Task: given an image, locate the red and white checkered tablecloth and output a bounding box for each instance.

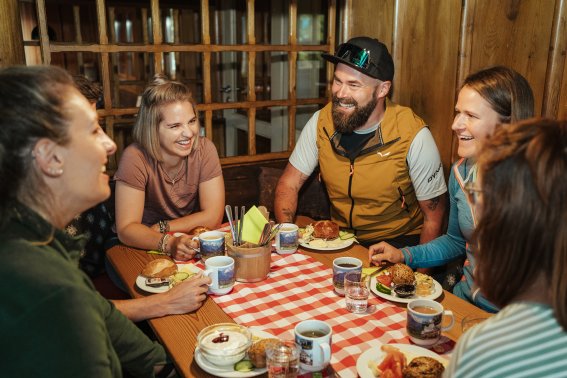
[206,252,420,378]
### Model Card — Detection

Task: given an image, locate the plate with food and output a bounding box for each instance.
[135,258,201,294]
[369,263,442,303]
[194,327,276,378]
[357,343,447,378]
[299,220,356,251]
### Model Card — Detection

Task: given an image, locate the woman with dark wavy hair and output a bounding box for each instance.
[0,65,168,377]
[446,119,567,377]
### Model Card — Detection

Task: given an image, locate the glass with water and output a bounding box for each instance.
[266,341,300,378]
[344,271,369,313]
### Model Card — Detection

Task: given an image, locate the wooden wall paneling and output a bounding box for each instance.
[348,0,394,48]
[326,0,337,99]
[393,0,462,173]
[465,0,556,116]
[0,0,25,66]
[543,0,567,118]
[560,59,567,119]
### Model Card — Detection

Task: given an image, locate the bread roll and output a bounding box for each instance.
[189,226,211,237]
[312,220,340,239]
[141,258,177,278]
[247,338,279,368]
[403,356,445,378]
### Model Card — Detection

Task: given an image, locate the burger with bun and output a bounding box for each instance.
[390,263,415,286]
[312,220,340,239]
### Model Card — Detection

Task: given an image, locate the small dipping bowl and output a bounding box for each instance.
[197,323,253,367]
[394,283,416,298]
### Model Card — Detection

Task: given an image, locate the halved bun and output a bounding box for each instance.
[312,220,340,239]
[141,258,177,278]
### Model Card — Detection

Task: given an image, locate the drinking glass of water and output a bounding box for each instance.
[344,271,369,314]
[266,340,300,378]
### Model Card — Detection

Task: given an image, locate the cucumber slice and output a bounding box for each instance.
[375,282,392,295]
[234,359,254,372]
[173,272,190,281]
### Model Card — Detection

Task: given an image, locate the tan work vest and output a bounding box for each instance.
[316,99,425,242]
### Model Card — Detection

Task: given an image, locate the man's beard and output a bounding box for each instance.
[331,92,378,134]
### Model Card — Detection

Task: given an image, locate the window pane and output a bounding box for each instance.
[265,106,289,153]
[265,0,290,45]
[164,52,204,104]
[209,0,247,45]
[297,0,328,45]
[43,2,98,43]
[267,51,289,101]
[107,2,152,44]
[212,51,247,103]
[109,52,155,108]
[297,52,326,99]
[295,104,323,139]
[161,5,202,44]
[50,52,100,81]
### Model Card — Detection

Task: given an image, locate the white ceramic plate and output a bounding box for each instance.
[369,274,443,304]
[299,238,355,251]
[356,343,448,378]
[194,328,275,377]
[135,264,202,294]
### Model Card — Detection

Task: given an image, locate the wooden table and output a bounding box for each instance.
[107,225,489,377]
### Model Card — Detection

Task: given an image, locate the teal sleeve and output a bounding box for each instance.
[402,169,467,268]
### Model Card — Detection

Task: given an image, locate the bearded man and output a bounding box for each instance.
[275,37,447,248]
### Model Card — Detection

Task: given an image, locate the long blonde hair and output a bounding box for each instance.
[133,74,197,162]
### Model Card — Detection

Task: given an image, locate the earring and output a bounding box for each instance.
[48,167,63,176]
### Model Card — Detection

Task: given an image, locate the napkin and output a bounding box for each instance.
[241,205,269,244]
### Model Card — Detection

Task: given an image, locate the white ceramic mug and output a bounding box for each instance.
[406,299,455,346]
[275,223,299,254]
[332,257,362,295]
[199,230,226,260]
[203,256,235,295]
[294,320,332,372]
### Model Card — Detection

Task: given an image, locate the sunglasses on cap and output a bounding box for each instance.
[335,43,377,72]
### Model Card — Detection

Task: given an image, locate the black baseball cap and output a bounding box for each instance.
[322,37,394,81]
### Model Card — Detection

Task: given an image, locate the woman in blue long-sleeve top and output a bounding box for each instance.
[368,66,534,312]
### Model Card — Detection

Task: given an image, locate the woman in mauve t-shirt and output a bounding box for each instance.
[114,75,224,260]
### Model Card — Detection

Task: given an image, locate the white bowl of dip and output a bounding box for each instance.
[197,323,253,367]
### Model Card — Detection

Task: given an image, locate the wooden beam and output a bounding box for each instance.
[0,0,25,66]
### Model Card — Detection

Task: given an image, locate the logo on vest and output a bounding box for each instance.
[376,151,391,158]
